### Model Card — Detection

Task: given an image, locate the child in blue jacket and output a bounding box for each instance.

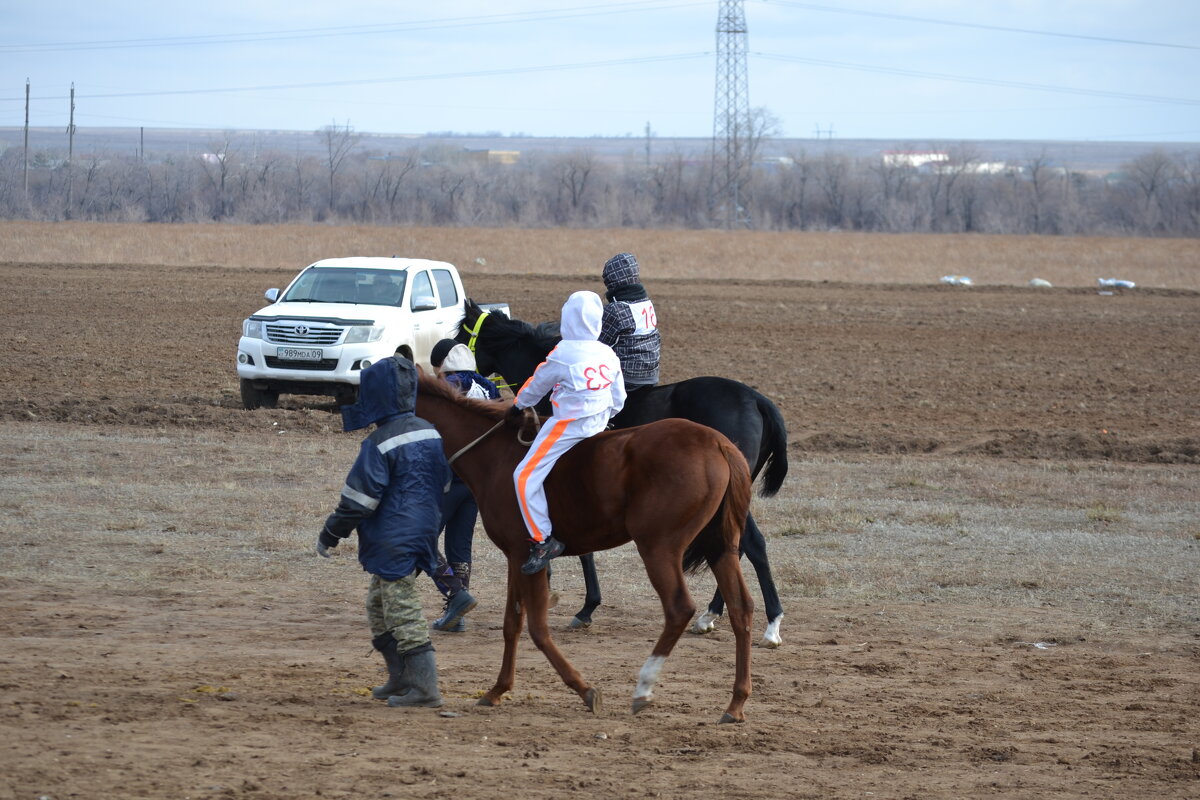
[317,355,451,707]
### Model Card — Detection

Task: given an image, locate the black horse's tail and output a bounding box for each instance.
[683,435,753,575]
[753,389,789,498]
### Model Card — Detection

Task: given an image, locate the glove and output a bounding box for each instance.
[505,404,525,425]
[316,528,339,558]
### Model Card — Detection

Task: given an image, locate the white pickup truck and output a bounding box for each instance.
[236,256,508,409]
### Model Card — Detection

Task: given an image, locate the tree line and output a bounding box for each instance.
[2,125,1197,236]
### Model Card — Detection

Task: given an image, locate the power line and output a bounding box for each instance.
[755,0,1200,51]
[0,53,711,104]
[754,52,1200,106]
[0,1,708,53]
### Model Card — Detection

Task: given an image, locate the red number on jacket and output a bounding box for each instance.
[584,364,613,390]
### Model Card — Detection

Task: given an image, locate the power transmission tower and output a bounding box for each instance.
[713,0,751,228]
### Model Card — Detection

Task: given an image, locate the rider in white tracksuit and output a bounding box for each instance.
[511,291,626,575]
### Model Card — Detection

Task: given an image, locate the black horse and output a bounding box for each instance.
[456,299,786,646]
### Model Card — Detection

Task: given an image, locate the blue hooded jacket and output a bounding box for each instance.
[321,357,450,580]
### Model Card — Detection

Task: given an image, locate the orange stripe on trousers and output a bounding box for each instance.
[517,418,573,543]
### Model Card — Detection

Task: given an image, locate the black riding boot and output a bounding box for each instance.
[370,631,408,700]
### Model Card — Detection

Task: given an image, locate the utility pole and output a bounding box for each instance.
[712,0,751,228]
[644,121,652,168]
[24,79,30,196]
[66,83,76,215]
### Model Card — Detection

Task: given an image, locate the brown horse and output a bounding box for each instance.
[414,373,756,722]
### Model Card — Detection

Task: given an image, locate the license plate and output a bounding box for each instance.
[277,347,323,361]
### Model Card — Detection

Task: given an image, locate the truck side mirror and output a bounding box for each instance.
[411,295,437,312]
[264,288,280,302]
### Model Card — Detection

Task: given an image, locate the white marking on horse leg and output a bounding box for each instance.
[761,614,783,648]
[634,655,666,701]
[689,610,721,634]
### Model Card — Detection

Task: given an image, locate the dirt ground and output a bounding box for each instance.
[1,261,1198,799]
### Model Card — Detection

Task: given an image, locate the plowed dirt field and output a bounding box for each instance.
[1,260,1197,800]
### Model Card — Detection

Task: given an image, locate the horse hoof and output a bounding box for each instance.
[583,687,602,713]
[761,616,783,648]
[569,616,591,629]
[719,712,745,724]
[476,695,499,707]
[689,611,720,635]
[631,696,653,715]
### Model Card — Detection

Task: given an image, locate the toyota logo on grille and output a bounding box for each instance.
[294,324,309,336]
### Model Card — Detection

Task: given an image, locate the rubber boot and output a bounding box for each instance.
[386,642,443,708]
[370,631,408,700]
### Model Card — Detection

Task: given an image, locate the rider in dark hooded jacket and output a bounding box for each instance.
[317,355,451,708]
[599,252,660,391]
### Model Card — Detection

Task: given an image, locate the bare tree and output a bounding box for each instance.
[317,120,360,215]
[199,135,235,219]
[1127,150,1177,233]
[555,150,597,222]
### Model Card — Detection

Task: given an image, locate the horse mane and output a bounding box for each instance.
[416,371,508,421]
[463,298,558,357]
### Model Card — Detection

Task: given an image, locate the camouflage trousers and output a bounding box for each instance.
[365,573,429,652]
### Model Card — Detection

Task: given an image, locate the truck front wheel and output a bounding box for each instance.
[240,379,279,410]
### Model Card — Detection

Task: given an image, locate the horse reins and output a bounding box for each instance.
[445,409,540,475]
[446,418,506,469]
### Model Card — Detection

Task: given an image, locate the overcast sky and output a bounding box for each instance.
[3,0,1198,142]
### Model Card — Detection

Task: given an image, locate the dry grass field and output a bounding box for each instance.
[0,222,1197,799]
[3,220,1198,288]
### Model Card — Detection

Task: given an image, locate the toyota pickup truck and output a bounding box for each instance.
[236,256,508,409]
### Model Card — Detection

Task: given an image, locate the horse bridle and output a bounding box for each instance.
[462,309,518,392]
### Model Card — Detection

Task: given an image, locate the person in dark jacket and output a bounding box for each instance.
[599,252,660,392]
[425,339,500,632]
[316,355,450,708]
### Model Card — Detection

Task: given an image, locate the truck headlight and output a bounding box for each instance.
[243,319,264,339]
[344,325,384,344]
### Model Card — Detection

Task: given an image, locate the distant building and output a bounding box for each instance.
[461,148,520,165]
[882,151,949,169]
[932,161,1016,176]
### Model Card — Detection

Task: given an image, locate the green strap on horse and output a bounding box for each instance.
[463,309,517,392]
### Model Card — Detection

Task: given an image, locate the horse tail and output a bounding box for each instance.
[753,389,789,498]
[683,434,753,575]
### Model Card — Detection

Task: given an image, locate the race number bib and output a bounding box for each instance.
[629,299,657,335]
[567,360,618,391]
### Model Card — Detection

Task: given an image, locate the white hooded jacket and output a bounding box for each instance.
[515,291,626,422]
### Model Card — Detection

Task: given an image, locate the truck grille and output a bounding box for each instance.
[265,323,344,345]
[264,357,340,371]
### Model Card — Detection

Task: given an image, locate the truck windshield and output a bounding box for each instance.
[282,268,408,306]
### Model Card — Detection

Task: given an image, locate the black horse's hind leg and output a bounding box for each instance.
[703,512,783,624]
[570,554,602,628]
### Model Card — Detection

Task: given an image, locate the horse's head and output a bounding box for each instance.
[455,298,559,392]
[455,299,506,377]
